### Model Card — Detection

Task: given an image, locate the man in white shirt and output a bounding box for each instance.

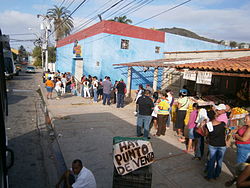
[56,159,96,188]
[92,76,99,103]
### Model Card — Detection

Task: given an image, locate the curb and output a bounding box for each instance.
[36,71,67,186]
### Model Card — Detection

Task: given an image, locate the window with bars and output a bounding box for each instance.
[155,46,160,53]
[121,39,129,49]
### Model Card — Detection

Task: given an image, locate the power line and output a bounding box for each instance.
[103,0,154,21]
[73,0,154,34]
[103,0,136,19]
[71,0,114,33]
[120,0,154,17]
[58,0,67,8]
[136,0,191,25]
[49,0,88,38]
[72,0,125,34]
[99,0,124,16]
[65,0,77,10]
[10,39,36,41]
[85,0,192,44]
[9,33,37,36]
[112,0,148,18]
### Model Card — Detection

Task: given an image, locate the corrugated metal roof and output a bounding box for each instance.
[113,58,194,67]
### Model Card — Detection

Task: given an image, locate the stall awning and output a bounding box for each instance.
[113,58,194,67]
[175,56,250,77]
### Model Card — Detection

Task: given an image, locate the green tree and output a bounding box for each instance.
[109,16,132,24]
[32,46,56,67]
[32,46,42,66]
[18,45,28,61]
[47,5,74,41]
[48,47,56,63]
[229,41,237,49]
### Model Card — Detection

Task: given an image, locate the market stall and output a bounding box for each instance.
[175,56,250,108]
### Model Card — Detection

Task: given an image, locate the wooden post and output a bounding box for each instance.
[162,67,168,89]
[126,67,132,97]
[153,67,159,92]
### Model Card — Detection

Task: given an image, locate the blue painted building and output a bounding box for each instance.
[56,20,230,90]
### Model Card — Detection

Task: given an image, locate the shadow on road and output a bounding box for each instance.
[53,112,233,188]
[7,93,27,105]
[8,130,48,188]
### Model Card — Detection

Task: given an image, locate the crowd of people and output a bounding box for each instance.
[43,71,127,107]
[44,71,250,187]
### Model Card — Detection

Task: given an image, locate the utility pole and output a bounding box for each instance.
[29,28,43,68]
[37,14,52,72]
[45,27,49,72]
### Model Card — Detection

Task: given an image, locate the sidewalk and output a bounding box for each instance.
[39,73,235,188]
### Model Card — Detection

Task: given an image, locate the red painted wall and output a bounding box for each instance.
[56,20,165,47]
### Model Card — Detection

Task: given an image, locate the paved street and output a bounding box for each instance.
[4,69,238,188]
[5,69,57,188]
[37,71,236,188]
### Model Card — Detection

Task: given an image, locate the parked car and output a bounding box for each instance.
[25,66,35,73]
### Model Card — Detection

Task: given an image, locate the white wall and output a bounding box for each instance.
[164,50,250,59]
[48,63,56,72]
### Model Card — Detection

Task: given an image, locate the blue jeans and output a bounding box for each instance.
[71,88,77,96]
[166,107,172,127]
[103,93,111,105]
[93,88,98,102]
[137,115,152,138]
[237,144,250,163]
[194,132,204,158]
[207,145,226,179]
[117,93,125,108]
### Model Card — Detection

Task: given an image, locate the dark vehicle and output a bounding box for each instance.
[0,29,14,188]
[2,35,16,79]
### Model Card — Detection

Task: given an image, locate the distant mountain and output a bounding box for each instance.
[158,27,220,44]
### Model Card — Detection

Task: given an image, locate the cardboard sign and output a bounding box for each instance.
[113,140,154,175]
[183,70,197,81]
[196,71,212,85]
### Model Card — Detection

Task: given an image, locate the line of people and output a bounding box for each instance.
[135,86,250,186]
[44,71,128,108]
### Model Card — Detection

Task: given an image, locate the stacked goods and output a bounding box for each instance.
[231,107,249,120]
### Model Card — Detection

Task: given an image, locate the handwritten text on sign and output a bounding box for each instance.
[196,71,212,85]
[183,70,197,81]
[113,140,154,175]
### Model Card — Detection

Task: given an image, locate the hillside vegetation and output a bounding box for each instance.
[158,27,220,44]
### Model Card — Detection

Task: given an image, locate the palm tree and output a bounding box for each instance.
[109,16,132,24]
[47,5,74,41]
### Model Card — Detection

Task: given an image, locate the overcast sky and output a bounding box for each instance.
[1,0,250,50]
